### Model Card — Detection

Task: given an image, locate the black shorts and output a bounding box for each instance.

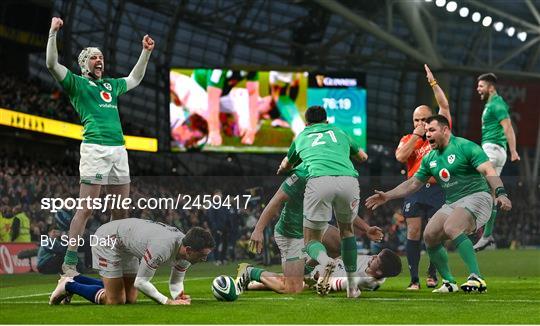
[402,183,444,219]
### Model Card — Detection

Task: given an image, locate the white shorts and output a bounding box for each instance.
[92,224,139,278]
[438,192,493,231]
[482,143,507,175]
[80,143,130,185]
[274,230,304,263]
[274,225,330,263]
[303,176,360,230]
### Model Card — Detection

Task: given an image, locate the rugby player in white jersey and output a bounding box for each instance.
[49,219,214,305]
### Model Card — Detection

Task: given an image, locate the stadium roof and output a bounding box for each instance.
[27,0,540,148]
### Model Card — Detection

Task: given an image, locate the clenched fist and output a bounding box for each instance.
[50,17,63,32]
[142,35,155,51]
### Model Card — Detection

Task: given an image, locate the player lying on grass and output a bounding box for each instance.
[236,249,401,296]
[366,115,512,294]
[248,162,383,294]
[49,219,214,305]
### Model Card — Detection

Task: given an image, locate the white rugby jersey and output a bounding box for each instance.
[97,218,191,271]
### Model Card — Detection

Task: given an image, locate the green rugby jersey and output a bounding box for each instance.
[60,70,127,145]
[415,135,490,204]
[274,164,308,239]
[482,94,510,149]
[287,123,359,178]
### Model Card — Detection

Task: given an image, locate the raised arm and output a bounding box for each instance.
[46,17,68,81]
[424,64,451,123]
[249,188,289,254]
[500,118,520,162]
[124,35,154,91]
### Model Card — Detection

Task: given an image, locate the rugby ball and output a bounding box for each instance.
[211,275,238,301]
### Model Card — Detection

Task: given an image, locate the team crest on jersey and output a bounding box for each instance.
[100,91,112,103]
[88,80,97,87]
[439,168,450,182]
[447,154,455,164]
[103,82,112,91]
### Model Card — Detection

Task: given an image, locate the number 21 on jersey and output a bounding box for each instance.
[309,130,337,147]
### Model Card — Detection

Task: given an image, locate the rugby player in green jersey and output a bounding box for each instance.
[46,17,154,275]
[366,115,512,293]
[237,163,383,294]
[277,106,368,298]
[474,73,519,251]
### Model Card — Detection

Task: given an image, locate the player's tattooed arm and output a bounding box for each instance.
[46,17,68,81]
[365,177,424,210]
[476,161,512,211]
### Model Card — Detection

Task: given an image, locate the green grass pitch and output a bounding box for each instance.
[1,249,539,324]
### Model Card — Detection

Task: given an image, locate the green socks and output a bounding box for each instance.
[248,267,264,282]
[482,206,498,238]
[305,240,331,266]
[304,264,315,276]
[453,233,482,277]
[63,249,78,265]
[341,236,357,273]
[427,244,456,283]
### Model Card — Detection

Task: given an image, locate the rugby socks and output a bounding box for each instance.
[427,261,437,279]
[482,206,498,238]
[342,236,359,294]
[406,239,421,283]
[73,274,104,287]
[341,236,357,274]
[304,264,314,276]
[65,280,104,304]
[247,267,264,283]
[426,244,456,283]
[305,241,332,266]
[63,249,78,265]
[453,233,482,277]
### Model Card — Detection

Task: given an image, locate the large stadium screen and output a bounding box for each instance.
[307,72,367,150]
[169,68,366,152]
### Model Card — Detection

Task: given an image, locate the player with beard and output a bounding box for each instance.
[395,64,452,291]
[46,17,154,275]
[366,115,512,293]
[474,73,519,251]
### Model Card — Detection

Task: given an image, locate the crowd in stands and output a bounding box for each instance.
[0,149,538,272]
[0,73,147,136]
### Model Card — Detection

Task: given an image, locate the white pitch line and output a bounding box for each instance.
[0,297,538,304]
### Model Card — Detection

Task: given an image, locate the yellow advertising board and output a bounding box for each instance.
[0,108,157,152]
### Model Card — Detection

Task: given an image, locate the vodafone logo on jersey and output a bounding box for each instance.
[439,168,451,182]
[100,91,112,103]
